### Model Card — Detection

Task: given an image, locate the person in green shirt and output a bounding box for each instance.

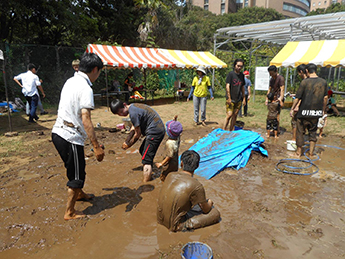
[187,66,214,126]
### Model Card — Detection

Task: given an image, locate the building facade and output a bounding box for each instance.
[191,0,311,18]
[310,0,344,11]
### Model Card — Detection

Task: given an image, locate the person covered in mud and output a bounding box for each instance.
[290,64,308,141]
[52,52,105,220]
[157,150,221,232]
[223,58,246,131]
[266,65,285,135]
[289,63,328,158]
[155,115,183,182]
[266,92,281,139]
[110,99,165,182]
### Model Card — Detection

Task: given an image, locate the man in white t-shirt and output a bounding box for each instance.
[52,52,105,220]
[13,63,45,123]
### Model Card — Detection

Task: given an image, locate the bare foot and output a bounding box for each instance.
[201,121,206,126]
[64,211,86,220]
[76,191,94,201]
[288,152,301,159]
[275,136,279,139]
[319,135,323,139]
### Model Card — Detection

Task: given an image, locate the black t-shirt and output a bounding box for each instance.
[123,76,131,91]
[225,71,245,103]
[296,77,328,119]
[269,74,285,100]
[129,103,165,136]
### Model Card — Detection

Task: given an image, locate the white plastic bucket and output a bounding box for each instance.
[286,140,297,151]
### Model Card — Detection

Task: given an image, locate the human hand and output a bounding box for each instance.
[211,97,214,101]
[208,199,214,207]
[265,99,268,106]
[186,98,189,102]
[94,145,105,162]
[226,99,232,105]
[289,110,294,118]
[42,93,46,98]
[122,142,129,150]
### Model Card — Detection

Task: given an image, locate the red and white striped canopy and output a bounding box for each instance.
[86,44,227,69]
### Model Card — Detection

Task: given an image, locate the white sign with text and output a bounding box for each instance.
[254,67,269,91]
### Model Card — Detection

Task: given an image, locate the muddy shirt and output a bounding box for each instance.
[162,138,180,174]
[157,172,207,232]
[225,71,245,103]
[296,77,327,119]
[267,101,279,120]
[269,74,284,100]
[129,103,165,136]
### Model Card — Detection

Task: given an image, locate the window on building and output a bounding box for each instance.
[244,0,249,6]
[221,0,225,3]
[324,0,327,4]
[221,3,225,14]
[313,2,315,6]
[318,1,321,5]
[296,0,310,7]
[236,0,244,10]
[204,0,209,10]
[283,3,308,16]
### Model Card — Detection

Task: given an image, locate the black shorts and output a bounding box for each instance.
[266,119,278,131]
[52,133,86,189]
[139,134,164,165]
[296,118,318,148]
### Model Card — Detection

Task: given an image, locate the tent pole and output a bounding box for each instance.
[105,68,109,109]
[1,50,13,132]
[285,67,289,96]
[337,67,341,91]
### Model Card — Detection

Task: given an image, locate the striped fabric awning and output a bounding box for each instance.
[270,40,345,68]
[86,44,227,69]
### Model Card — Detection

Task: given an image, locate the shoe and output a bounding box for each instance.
[40,111,48,115]
[28,120,36,123]
[194,122,199,126]
[34,116,39,121]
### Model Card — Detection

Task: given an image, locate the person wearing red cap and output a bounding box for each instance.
[155,115,183,181]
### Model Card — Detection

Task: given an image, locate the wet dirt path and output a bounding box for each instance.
[1,124,345,259]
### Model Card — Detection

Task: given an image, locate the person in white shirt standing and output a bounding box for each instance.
[13,63,45,123]
[52,52,105,220]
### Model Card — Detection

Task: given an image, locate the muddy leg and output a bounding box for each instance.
[183,207,221,231]
[65,187,86,220]
[143,164,152,182]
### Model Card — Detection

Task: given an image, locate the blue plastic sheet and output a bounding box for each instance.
[189,128,268,179]
[0,102,19,113]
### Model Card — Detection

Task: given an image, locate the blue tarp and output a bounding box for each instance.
[189,128,268,179]
[0,102,19,113]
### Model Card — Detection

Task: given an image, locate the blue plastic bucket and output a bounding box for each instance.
[181,242,213,259]
[234,125,243,130]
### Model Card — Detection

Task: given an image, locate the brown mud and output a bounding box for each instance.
[1,103,345,259]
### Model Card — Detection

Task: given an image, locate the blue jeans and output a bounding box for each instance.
[193,96,207,123]
[25,94,39,122]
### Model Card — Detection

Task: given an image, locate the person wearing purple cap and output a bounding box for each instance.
[155,115,183,181]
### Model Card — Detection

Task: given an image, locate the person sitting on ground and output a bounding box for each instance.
[110,99,165,182]
[317,114,327,138]
[155,115,183,182]
[325,90,340,116]
[266,92,281,139]
[157,150,221,232]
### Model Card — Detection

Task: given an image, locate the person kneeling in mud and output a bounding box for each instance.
[157,150,221,232]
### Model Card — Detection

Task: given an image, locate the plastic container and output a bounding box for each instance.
[181,242,213,259]
[122,118,132,131]
[234,125,243,130]
[286,140,297,151]
[116,123,125,130]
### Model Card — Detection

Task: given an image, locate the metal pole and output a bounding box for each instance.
[337,67,341,91]
[105,68,109,109]
[1,50,13,132]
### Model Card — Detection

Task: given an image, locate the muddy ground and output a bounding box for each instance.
[1,99,345,259]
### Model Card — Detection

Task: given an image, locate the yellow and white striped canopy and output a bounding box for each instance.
[270,40,345,68]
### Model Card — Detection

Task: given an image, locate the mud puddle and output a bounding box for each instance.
[1,126,345,259]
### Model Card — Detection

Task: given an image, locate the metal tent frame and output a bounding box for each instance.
[213,12,345,95]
